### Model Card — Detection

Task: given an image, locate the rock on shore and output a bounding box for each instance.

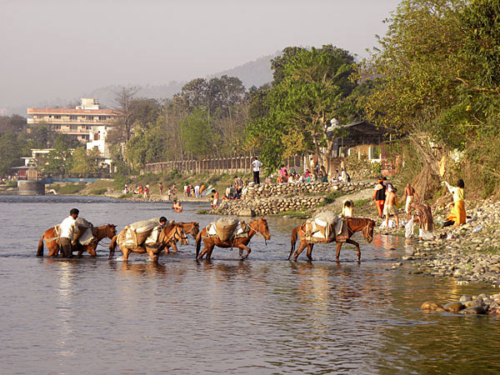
[422,292,500,315]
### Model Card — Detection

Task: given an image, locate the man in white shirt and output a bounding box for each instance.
[252,156,263,185]
[59,208,79,258]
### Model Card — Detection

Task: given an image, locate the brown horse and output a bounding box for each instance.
[37,224,117,257]
[288,217,375,262]
[164,221,200,254]
[196,218,271,260]
[109,223,188,262]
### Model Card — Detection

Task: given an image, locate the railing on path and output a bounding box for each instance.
[143,155,304,175]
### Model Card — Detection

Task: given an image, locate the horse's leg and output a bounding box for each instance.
[336,241,343,262]
[205,243,216,260]
[146,247,159,263]
[293,240,308,261]
[170,241,178,253]
[306,243,314,261]
[237,244,251,259]
[164,243,170,255]
[346,239,361,262]
[121,247,130,261]
[47,242,58,257]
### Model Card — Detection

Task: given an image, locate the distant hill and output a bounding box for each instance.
[209,52,277,89]
[6,52,278,115]
[77,52,277,107]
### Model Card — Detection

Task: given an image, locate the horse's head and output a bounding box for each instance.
[258,217,271,241]
[363,219,375,243]
[162,223,188,245]
[107,224,117,239]
[190,222,200,237]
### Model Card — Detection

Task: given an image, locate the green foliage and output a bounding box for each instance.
[275,210,311,219]
[179,108,216,156]
[91,188,108,195]
[113,173,132,190]
[59,184,86,195]
[246,45,357,172]
[70,147,100,174]
[0,132,26,177]
[43,134,78,175]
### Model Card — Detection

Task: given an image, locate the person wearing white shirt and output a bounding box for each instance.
[59,208,79,258]
[252,156,263,185]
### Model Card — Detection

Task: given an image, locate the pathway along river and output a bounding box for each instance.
[1,195,499,374]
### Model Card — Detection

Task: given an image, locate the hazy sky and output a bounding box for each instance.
[1,0,401,108]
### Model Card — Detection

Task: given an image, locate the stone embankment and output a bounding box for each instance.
[398,199,500,286]
[211,181,376,216]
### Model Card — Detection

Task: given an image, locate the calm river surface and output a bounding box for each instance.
[1,195,499,374]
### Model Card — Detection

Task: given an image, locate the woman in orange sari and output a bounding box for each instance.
[443,179,465,227]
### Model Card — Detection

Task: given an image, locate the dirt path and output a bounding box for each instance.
[315,188,374,215]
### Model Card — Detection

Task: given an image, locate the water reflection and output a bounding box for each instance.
[1,196,500,374]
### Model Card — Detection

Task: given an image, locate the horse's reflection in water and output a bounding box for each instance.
[108,261,168,278]
[197,259,253,282]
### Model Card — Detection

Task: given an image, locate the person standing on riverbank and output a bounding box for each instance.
[158,182,163,196]
[59,208,79,258]
[212,190,219,208]
[403,183,420,219]
[443,179,466,227]
[252,156,263,185]
[384,186,399,229]
[372,179,386,218]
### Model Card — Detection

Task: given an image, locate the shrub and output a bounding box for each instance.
[59,184,86,195]
[92,188,107,195]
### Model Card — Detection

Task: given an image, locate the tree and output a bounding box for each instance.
[179,108,217,156]
[0,132,25,176]
[246,45,357,173]
[42,134,79,175]
[0,114,27,134]
[111,86,140,143]
[363,0,500,198]
[29,123,56,148]
[70,147,99,175]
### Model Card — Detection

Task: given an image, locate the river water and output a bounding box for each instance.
[1,195,499,374]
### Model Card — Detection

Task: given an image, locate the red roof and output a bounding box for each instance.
[27,108,120,115]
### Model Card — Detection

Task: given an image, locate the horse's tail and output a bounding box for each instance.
[195,232,202,259]
[288,226,299,260]
[108,235,117,260]
[36,233,44,257]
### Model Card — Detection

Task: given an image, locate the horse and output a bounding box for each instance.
[164,221,200,254]
[288,217,375,262]
[195,217,271,260]
[36,224,117,257]
[108,223,188,263]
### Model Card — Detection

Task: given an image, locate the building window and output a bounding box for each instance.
[70,125,77,130]
[54,115,61,119]
[70,115,77,120]
[99,116,107,121]
[87,116,94,120]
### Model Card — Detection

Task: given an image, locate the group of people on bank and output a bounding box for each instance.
[371,177,466,240]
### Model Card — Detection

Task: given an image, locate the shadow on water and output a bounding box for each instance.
[1,195,500,374]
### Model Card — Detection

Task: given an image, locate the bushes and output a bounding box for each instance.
[91,188,107,195]
[58,184,86,195]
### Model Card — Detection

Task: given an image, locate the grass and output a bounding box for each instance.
[117,193,133,200]
[58,184,86,195]
[91,188,108,195]
[275,209,311,220]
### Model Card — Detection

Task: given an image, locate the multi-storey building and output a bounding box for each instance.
[27,98,119,144]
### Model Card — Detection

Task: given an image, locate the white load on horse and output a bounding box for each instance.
[74,217,95,245]
[117,217,168,251]
[204,218,251,241]
[50,217,95,245]
[304,212,350,243]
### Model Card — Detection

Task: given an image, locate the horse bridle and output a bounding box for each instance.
[362,222,373,242]
[248,222,268,245]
